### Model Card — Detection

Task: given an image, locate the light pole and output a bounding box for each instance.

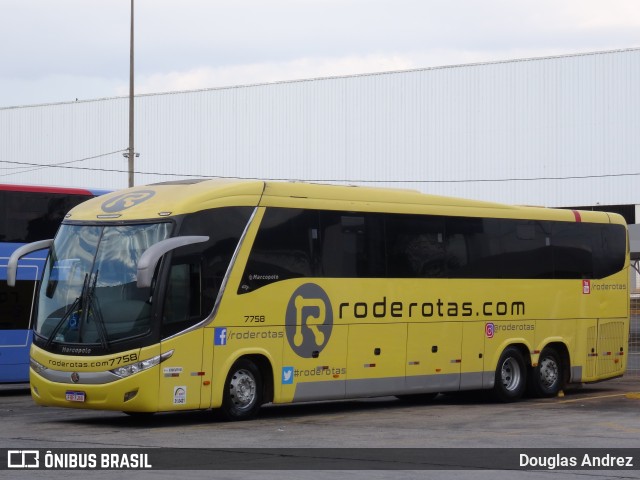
[124,0,137,187]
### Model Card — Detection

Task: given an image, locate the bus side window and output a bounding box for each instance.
[385,214,445,278]
[552,222,594,279]
[499,220,553,278]
[162,262,202,337]
[0,282,34,330]
[319,212,385,278]
[445,233,467,273]
[240,208,316,293]
[0,190,92,243]
[320,216,360,276]
[594,224,626,278]
[177,206,252,301]
[445,217,479,277]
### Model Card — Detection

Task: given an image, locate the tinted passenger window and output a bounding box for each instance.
[445,217,502,278]
[319,212,385,278]
[386,215,445,277]
[594,224,626,278]
[0,190,92,243]
[499,220,553,278]
[551,223,626,279]
[0,282,35,330]
[162,207,252,338]
[551,223,594,278]
[240,209,317,293]
[238,207,626,291]
[240,208,386,292]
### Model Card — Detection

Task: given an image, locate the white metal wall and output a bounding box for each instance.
[1,48,639,208]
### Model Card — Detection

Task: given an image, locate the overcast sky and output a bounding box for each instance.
[1,0,639,108]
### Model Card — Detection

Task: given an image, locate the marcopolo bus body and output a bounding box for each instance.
[0,184,107,383]
[7,180,629,419]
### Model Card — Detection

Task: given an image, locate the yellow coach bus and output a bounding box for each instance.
[7,179,629,420]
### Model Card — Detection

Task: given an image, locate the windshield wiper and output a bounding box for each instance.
[81,270,110,351]
[43,271,110,351]
[44,274,88,349]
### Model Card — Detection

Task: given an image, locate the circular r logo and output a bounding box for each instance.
[101,190,155,213]
[285,284,333,358]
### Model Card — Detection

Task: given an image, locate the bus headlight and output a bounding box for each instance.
[30,358,48,375]
[109,350,174,378]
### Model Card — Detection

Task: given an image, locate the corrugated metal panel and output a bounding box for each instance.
[0,98,128,189]
[1,48,639,208]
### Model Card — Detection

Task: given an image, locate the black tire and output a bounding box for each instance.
[492,347,527,402]
[220,358,263,421]
[528,347,563,398]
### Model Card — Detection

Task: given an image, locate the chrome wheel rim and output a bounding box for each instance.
[501,357,522,391]
[229,369,257,411]
[539,357,559,389]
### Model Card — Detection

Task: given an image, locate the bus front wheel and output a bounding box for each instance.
[528,347,563,398]
[220,358,263,421]
[492,347,526,402]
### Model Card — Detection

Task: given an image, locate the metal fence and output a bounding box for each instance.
[628,295,640,379]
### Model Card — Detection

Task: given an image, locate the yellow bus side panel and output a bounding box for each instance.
[157,329,204,411]
[208,327,282,409]
[460,321,487,389]
[280,325,347,404]
[406,322,462,393]
[346,323,408,397]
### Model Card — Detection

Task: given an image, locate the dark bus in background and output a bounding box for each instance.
[0,184,107,383]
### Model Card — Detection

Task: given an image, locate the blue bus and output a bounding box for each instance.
[0,184,107,383]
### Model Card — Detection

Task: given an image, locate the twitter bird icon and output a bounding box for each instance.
[282,367,294,384]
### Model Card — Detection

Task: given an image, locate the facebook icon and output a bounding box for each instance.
[214,327,228,346]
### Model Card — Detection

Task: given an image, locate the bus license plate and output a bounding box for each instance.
[65,391,86,402]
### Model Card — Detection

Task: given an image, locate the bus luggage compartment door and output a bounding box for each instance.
[596,318,627,378]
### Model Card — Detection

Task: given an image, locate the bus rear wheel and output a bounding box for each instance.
[528,347,563,398]
[492,347,526,402]
[220,358,263,421]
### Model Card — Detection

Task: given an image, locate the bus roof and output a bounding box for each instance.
[64,178,625,225]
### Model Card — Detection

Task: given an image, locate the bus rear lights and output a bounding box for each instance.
[109,350,174,378]
[123,390,139,402]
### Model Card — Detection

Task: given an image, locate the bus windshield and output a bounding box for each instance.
[36,222,172,346]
